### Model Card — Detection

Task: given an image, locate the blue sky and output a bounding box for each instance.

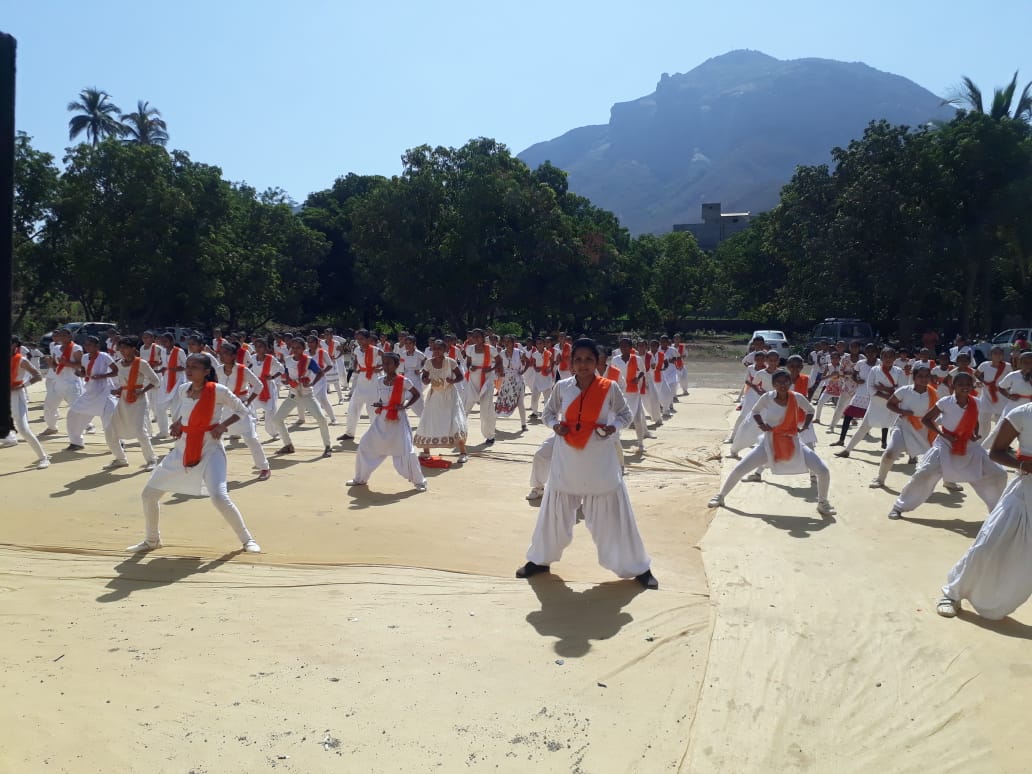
[6,0,1030,201]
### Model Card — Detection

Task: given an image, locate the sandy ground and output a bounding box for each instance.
[1,358,1029,773]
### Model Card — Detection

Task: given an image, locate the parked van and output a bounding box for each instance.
[806,318,875,352]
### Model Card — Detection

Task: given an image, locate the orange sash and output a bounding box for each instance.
[985,362,1005,402]
[121,357,142,403]
[235,347,247,366]
[467,346,492,386]
[287,354,311,388]
[559,341,571,372]
[880,365,896,390]
[165,348,181,393]
[793,374,809,394]
[606,364,620,381]
[10,352,23,388]
[147,345,161,368]
[182,382,217,468]
[214,337,224,352]
[653,351,665,383]
[375,376,406,421]
[327,338,336,358]
[772,393,803,462]
[539,349,553,375]
[562,376,613,449]
[85,354,97,382]
[360,347,375,379]
[625,355,640,394]
[55,341,73,374]
[232,365,248,396]
[949,397,980,455]
[258,356,274,401]
[906,386,938,444]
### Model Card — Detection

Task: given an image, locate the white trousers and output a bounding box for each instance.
[876,427,917,483]
[677,366,690,393]
[67,402,119,454]
[719,443,830,502]
[842,417,888,453]
[44,379,82,431]
[893,449,1007,513]
[526,483,651,578]
[10,390,47,461]
[221,407,269,471]
[465,381,496,441]
[814,391,835,423]
[275,394,330,448]
[346,380,378,436]
[353,437,425,486]
[253,396,279,438]
[312,381,337,423]
[109,401,157,464]
[141,457,252,546]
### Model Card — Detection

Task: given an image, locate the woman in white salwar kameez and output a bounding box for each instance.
[217,344,271,481]
[936,403,1032,619]
[494,335,528,431]
[709,370,835,517]
[346,353,427,491]
[981,351,1032,449]
[9,338,50,469]
[888,372,1007,520]
[273,338,332,458]
[413,340,469,462]
[128,355,260,554]
[835,347,905,457]
[729,351,781,456]
[108,337,161,470]
[151,333,185,439]
[516,339,658,590]
[250,338,283,440]
[65,336,121,457]
[869,365,938,489]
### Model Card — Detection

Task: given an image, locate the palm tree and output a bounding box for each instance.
[946,71,1032,121]
[67,88,125,146]
[120,100,169,146]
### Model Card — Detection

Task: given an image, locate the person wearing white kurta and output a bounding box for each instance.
[709,375,834,516]
[936,403,1032,619]
[347,356,427,490]
[836,352,905,456]
[152,334,185,438]
[108,341,161,469]
[517,341,656,588]
[608,340,647,450]
[976,350,1012,429]
[730,355,780,455]
[216,352,270,480]
[273,339,332,457]
[399,338,427,418]
[65,341,119,454]
[494,338,528,429]
[250,341,283,440]
[889,375,1007,520]
[343,331,382,439]
[659,338,680,413]
[9,341,50,468]
[42,331,84,436]
[813,354,845,424]
[306,338,338,425]
[129,360,260,554]
[870,369,938,488]
[141,334,167,437]
[322,329,347,404]
[528,340,555,418]
[463,333,501,443]
[674,336,690,396]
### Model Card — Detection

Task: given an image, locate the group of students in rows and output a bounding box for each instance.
[711,333,1032,623]
[7,327,684,591]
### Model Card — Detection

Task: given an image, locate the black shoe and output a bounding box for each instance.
[485,438,495,445]
[515,561,550,579]
[322,447,332,458]
[635,570,659,590]
[337,433,353,441]
[908,456,917,465]
[64,444,85,452]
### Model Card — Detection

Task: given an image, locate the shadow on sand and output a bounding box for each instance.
[96,550,240,603]
[525,575,643,658]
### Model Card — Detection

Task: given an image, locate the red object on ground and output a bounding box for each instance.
[419,456,453,469]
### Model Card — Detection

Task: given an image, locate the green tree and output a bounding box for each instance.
[120,100,169,146]
[67,88,124,146]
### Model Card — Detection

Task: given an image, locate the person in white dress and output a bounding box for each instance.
[494,335,528,430]
[831,343,878,447]
[216,343,271,481]
[709,369,835,517]
[835,347,905,457]
[399,335,428,418]
[151,332,185,439]
[65,336,119,456]
[41,328,84,437]
[607,338,647,452]
[975,346,1012,437]
[8,337,50,468]
[272,337,332,458]
[108,337,161,470]
[140,330,167,439]
[936,402,1032,619]
[127,354,261,554]
[813,351,845,425]
[250,338,283,440]
[869,365,938,489]
[673,334,690,396]
[413,340,468,462]
[341,329,382,440]
[516,338,657,589]
[463,329,503,444]
[346,352,427,491]
[528,336,555,418]
[305,335,338,425]
[729,350,781,456]
[322,328,347,405]
[888,372,1007,520]
[659,336,681,415]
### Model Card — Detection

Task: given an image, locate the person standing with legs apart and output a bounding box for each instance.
[831,343,879,447]
[151,333,185,439]
[869,365,937,489]
[8,338,50,469]
[528,336,554,419]
[128,354,261,554]
[41,328,85,438]
[516,338,658,590]
[217,343,271,481]
[835,347,904,458]
[250,338,283,441]
[347,352,428,491]
[888,372,1007,521]
[108,337,161,471]
[463,329,503,445]
[306,335,338,426]
[65,336,120,458]
[273,338,332,458]
[341,329,382,441]
[140,331,167,439]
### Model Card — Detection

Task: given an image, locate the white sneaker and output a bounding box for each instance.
[126,539,162,552]
[816,501,836,516]
[144,460,157,471]
[707,494,724,508]
[743,472,762,483]
[2,436,19,448]
[868,478,884,489]
[345,480,367,487]
[457,454,468,464]
[888,508,902,520]
[36,457,51,470]
[415,481,428,492]
[106,459,130,469]
[243,539,261,553]
[85,424,96,434]
[526,488,543,501]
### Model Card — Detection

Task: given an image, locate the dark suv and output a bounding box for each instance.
[806,318,876,353]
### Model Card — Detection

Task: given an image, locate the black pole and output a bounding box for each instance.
[0,33,14,438]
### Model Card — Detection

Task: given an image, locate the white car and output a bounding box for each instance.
[750,329,791,358]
